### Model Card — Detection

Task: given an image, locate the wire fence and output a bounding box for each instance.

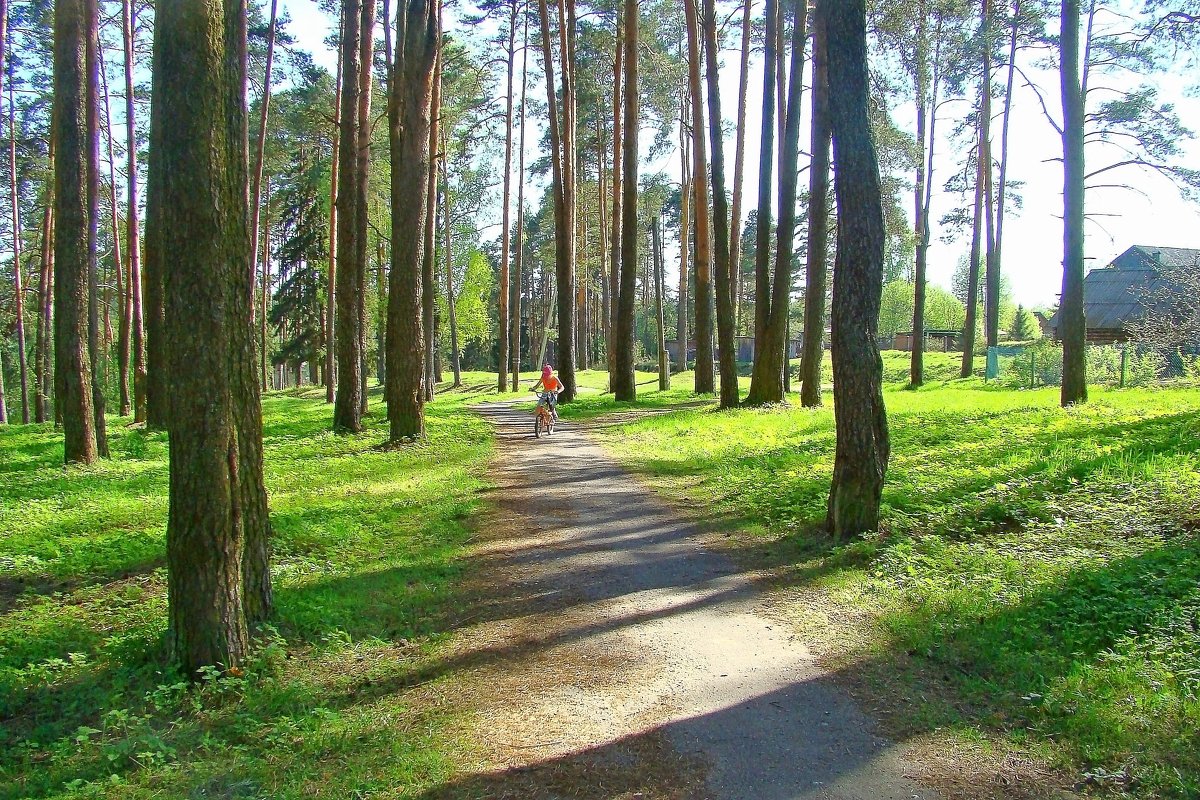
[986,341,1200,388]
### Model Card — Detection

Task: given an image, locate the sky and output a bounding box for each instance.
[278,0,1200,310]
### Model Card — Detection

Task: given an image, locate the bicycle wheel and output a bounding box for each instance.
[533,413,542,438]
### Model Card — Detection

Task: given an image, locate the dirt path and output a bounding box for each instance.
[443,401,940,800]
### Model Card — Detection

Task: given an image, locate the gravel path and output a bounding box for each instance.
[468,400,939,800]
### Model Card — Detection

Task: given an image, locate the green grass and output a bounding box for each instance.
[0,377,504,799]
[567,364,1200,797]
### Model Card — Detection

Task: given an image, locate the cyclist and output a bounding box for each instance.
[531,364,563,420]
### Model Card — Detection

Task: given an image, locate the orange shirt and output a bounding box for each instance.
[541,375,562,393]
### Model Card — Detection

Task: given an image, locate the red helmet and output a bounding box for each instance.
[542,364,553,378]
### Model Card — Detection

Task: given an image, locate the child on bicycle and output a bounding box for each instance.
[531,364,563,420]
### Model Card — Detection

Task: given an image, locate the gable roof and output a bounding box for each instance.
[1050,245,1196,331]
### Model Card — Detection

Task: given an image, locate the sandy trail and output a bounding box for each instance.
[446,400,939,800]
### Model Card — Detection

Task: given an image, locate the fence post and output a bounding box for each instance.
[1120,346,1128,388]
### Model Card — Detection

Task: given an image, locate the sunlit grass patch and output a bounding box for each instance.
[587,380,1200,797]
[0,380,500,799]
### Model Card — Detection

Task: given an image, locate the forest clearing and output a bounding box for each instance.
[4,364,1199,798]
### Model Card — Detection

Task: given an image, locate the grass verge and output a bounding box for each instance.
[0,378,503,799]
[566,365,1200,798]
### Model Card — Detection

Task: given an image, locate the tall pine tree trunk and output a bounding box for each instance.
[748,0,805,406]
[387,0,437,441]
[85,0,108,456]
[249,0,278,335]
[99,55,129,417]
[326,23,341,402]
[1059,0,1086,405]
[156,0,273,672]
[652,214,669,390]
[6,46,30,424]
[121,0,146,422]
[440,148,461,386]
[607,12,622,386]
[422,35,441,400]
[728,0,752,329]
[144,1,168,430]
[511,11,528,391]
[799,5,829,407]
[611,0,638,401]
[752,0,777,355]
[825,0,888,538]
[333,0,364,431]
[54,0,98,461]
[498,0,516,391]
[701,0,739,407]
[675,107,689,374]
[959,132,984,378]
[683,0,713,394]
[34,198,53,423]
[355,0,376,416]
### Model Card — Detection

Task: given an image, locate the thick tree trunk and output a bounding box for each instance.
[683,0,714,394]
[752,0,777,355]
[54,0,98,461]
[156,0,273,673]
[700,0,739,408]
[422,39,441,400]
[799,6,829,407]
[728,0,752,328]
[121,0,145,422]
[824,0,889,538]
[333,0,364,431]
[1059,0,1087,405]
[497,0,516,391]
[612,0,638,401]
[387,0,437,441]
[747,0,805,407]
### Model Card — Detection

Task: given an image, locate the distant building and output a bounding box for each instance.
[1033,311,1054,338]
[892,329,961,352]
[1050,244,1198,345]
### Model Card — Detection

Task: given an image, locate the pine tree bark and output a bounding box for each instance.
[728,0,752,328]
[498,0,516,391]
[333,0,364,431]
[1059,0,1087,405]
[121,0,146,422]
[422,37,441,400]
[511,12,528,391]
[700,0,739,407]
[752,0,777,357]
[535,0,577,400]
[824,0,889,538]
[155,0,273,672]
[611,0,638,401]
[799,5,829,407]
[355,0,375,416]
[683,0,713,394]
[607,12,623,386]
[440,148,461,386]
[54,0,98,461]
[959,133,984,378]
[747,0,805,406]
[249,0,278,327]
[144,0,168,429]
[6,40,30,424]
[387,0,437,441]
[84,0,107,456]
[326,22,341,402]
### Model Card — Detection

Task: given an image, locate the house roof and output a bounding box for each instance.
[1050,245,1196,331]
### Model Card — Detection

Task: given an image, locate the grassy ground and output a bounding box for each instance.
[560,354,1200,798]
[0,377,509,799]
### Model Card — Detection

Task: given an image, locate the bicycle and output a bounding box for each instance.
[531,389,556,438]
